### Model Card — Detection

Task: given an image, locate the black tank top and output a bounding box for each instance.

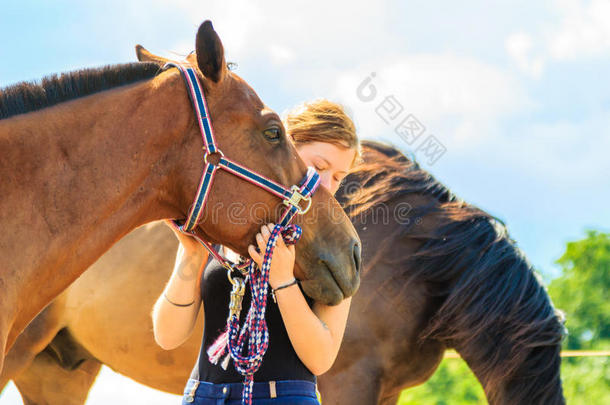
[189,245,317,383]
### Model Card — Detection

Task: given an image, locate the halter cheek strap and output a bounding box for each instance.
[163,61,320,271]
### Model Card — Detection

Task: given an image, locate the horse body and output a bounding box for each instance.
[0,21,361,373]
[1,142,564,404]
[1,220,441,404]
[318,196,448,404]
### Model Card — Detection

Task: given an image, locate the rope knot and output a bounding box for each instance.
[278,223,302,246]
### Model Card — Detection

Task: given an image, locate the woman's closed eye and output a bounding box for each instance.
[314,160,328,172]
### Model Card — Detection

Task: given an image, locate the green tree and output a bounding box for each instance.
[548,230,610,350]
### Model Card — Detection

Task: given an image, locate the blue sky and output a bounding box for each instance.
[1,0,608,281]
[1,1,609,403]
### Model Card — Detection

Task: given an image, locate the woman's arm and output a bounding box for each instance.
[275,286,352,375]
[248,223,352,375]
[151,221,208,350]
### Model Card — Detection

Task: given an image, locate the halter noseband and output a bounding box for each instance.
[164,61,320,271]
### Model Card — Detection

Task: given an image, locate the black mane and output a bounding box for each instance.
[0,62,161,120]
[336,140,462,217]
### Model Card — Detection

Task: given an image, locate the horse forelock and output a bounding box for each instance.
[339,140,566,404]
[0,62,161,120]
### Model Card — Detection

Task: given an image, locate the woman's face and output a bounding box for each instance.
[295,141,356,195]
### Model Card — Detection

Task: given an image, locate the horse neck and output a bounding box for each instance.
[455,343,565,405]
[0,72,194,350]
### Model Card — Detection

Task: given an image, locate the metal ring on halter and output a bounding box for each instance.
[282,185,313,214]
[226,268,235,282]
[226,267,239,285]
[203,149,225,165]
[226,265,249,284]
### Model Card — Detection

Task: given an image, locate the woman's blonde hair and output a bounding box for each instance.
[283,99,361,168]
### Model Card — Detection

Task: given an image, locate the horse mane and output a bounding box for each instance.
[337,140,459,217]
[338,140,566,404]
[0,62,161,120]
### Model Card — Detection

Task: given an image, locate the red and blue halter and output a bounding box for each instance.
[164,61,320,404]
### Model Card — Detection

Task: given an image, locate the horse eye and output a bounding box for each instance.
[263,127,281,141]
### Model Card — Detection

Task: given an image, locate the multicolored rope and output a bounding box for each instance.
[207,223,302,405]
[206,168,319,405]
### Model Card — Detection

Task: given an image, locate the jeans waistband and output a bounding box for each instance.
[183,378,318,400]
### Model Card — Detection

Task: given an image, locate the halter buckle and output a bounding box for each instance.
[283,185,312,214]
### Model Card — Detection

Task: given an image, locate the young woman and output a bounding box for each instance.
[151,100,360,405]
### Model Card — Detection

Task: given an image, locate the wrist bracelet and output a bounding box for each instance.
[163,292,195,307]
[271,278,298,303]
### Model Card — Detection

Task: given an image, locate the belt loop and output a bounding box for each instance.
[269,380,277,398]
[184,380,200,403]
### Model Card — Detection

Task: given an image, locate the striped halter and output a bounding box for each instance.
[165,62,321,405]
[165,61,320,270]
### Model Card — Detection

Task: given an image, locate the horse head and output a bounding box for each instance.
[146,21,361,304]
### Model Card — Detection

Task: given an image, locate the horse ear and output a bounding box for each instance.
[134,45,169,65]
[195,20,227,83]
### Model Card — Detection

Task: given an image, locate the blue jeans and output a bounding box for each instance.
[181,378,321,405]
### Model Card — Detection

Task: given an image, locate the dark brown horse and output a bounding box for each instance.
[322,140,566,404]
[2,142,564,404]
[0,20,360,373]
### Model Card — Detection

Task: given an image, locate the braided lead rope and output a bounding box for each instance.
[207,223,302,405]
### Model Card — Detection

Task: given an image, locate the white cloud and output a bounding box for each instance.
[506,32,544,78]
[506,0,610,76]
[150,0,397,67]
[548,0,610,60]
[328,53,531,150]
[267,44,296,66]
[143,0,530,152]
[139,0,605,189]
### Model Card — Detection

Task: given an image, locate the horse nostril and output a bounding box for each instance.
[352,241,361,274]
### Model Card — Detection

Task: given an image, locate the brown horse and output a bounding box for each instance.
[1,142,565,404]
[0,20,361,372]
[327,141,565,404]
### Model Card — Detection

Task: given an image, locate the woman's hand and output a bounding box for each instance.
[248,223,296,289]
